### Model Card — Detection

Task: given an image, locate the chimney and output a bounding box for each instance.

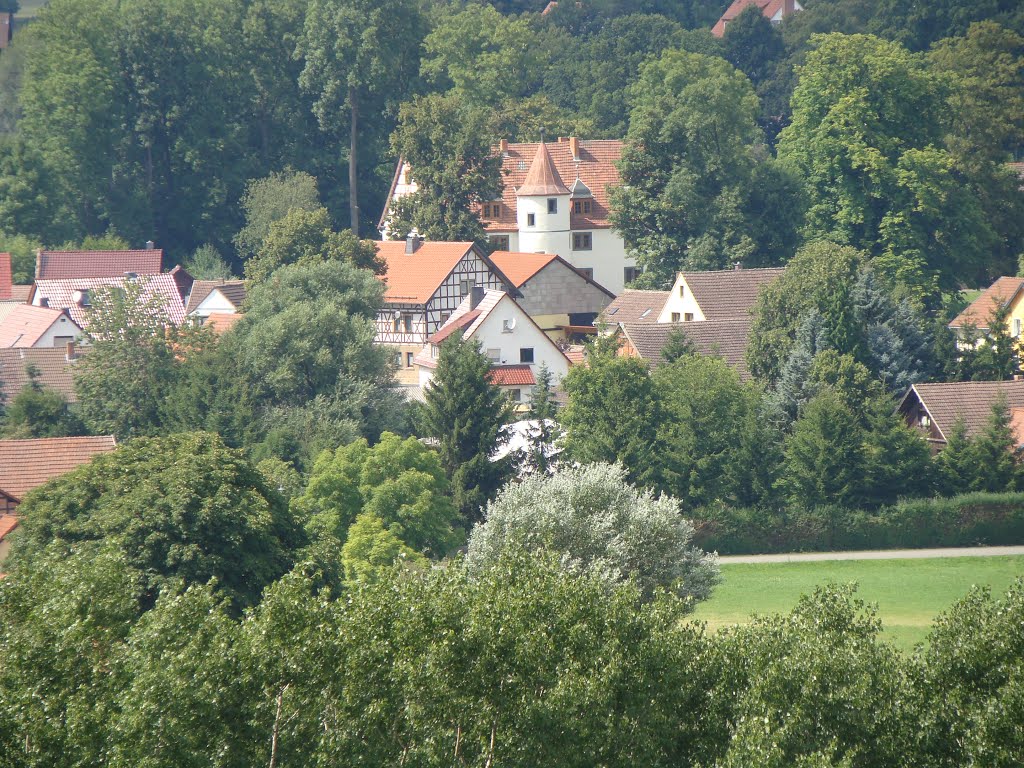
[65,341,77,361]
[499,138,508,154]
[145,240,155,250]
[569,136,580,159]
[405,229,421,254]
[733,262,742,271]
[783,0,795,15]
[38,297,49,308]
[35,249,43,281]
[470,285,485,310]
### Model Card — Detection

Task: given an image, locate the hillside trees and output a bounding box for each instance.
[419,334,515,523]
[298,0,423,236]
[610,50,804,284]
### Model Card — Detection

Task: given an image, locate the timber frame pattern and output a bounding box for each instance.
[374,248,510,347]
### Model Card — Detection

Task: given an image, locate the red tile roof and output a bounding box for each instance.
[949,276,1024,330]
[0,435,116,502]
[204,312,242,333]
[32,273,188,327]
[487,252,560,288]
[900,380,1024,443]
[0,513,17,541]
[712,0,798,36]
[428,309,480,344]
[565,345,586,366]
[599,290,669,326]
[486,364,535,387]
[482,139,623,231]
[0,305,80,348]
[682,267,785,320]
[0,253,11,300]
[517,142,571,196]
[36,250,164,280]
[0,347,84,403]
[618,318,754,379]
[376,241,476,305]
[9,285,32,302]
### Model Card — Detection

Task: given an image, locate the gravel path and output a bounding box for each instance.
[718,545,1024,564]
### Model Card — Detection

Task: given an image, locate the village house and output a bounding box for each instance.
[711,0,803,37]
[374,236,518,385]
[0,435,117,562]
[381,137,636,293]
[0,304,83,348]
[657,267,784,323]
[615,318,754,379]
[415,288,571,409]
[948,276,1024,340]
[898,379,1024,452]
[488,251,614,342]
[599,289,671,327]
[185,279,247,322]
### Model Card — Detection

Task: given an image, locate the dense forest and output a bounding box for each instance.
[0,0,1021,296]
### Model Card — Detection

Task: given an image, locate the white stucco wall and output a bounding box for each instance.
[563,228,632,294]
[517,193,572,257]
[657,274,706,323]
[34,314,83,347]
[191,289,239,319]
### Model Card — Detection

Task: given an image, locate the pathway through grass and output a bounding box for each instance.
[690,555,1024,651]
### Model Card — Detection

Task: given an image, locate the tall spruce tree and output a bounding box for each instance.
[972,394,1017,492]
[420,333,515,524]
[933,417,977,496]
[524,364,559,475]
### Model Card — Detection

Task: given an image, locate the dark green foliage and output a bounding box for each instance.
[560,351,662,488]
[722,4,785,86]
[7,431,303,611]
[524,363,559,474]
[388,92,502,244]
[661,325,696,363]
[1,374,85,439]
[419,334,515,524]
[233,169,321,260]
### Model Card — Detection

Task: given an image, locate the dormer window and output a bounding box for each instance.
[483,202,501,218]
[547,198,558,214]
[573,199,592,215]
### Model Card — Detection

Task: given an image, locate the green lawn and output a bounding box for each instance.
[690,556,1024,652]
[14,0,47,19]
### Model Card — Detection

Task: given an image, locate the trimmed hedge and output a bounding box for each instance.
[690,493,1024,555]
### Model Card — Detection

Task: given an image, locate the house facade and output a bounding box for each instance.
[186,280,247,321]
[488,251,614,342]
[415,289,571,408]
[657,267,784,323]
[381,137,636,293]
[375,237,517,384]
[949,276,1024,340]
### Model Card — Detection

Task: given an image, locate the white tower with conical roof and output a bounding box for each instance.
[515,141,572,257]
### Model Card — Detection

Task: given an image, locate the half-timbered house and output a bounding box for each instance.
[376,235,518,385]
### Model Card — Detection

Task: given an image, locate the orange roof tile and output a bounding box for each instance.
[376,241,476,305]
[36,250,164,280]
[481,139,623,231]
[0,512,18,541]
[712,0,797,36]
[10,285,32,303]
[428,309,480,344]
[32,273,187,327]
[0,253,11,300]
[901,380,1024,443]
[486,364,535,386]
[0,435,116,502]
[949,277,1024,330]
[517,142,571,196]
[0,305,80,348]
[204,312,242,333]
[487,252,560,288]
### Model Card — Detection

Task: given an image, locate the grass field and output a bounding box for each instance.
[690,555,1024,652]
[14,0,47,19]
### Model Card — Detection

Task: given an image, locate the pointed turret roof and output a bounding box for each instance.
[516,142,570,196]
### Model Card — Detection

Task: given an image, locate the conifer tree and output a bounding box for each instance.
[933,417,977,496]
[420,333,515,524]
[972,394,1017,492]
[524,364,560,475]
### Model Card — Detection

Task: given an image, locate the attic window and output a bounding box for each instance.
[607,307,619,316]
[639,308,652,319]
[573,199,592,215]
[517,160,527,170]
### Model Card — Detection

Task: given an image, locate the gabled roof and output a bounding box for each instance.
[682,267,784,320]
[36,250,163,280]
[619,318,753,379]
[899,380,1024,443]
[949,277,1024,330]
[0,435,116,502]
[428,309,481,344]
[488,251,616,298]
[9,285,32,303]
[486,364,535,387]
[712,0,800,36]
[0,513,17,542]
[32,273,188,327]
[375,241,515,305]
[0,347,84,403]
[517,142,571,196]
[599,290,669,326]
[186,279,247,314]
[0,253,11,301]
[0,305,80,348]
